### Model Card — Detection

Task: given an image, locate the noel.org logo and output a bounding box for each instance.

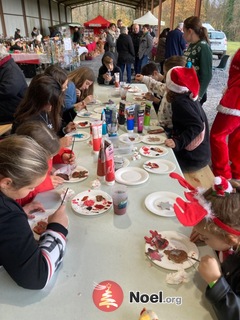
[92,280,124,312]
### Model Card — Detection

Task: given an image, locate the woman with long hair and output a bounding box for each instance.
[183,16,212,105]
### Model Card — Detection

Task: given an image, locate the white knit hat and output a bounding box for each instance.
[166,66,200,101]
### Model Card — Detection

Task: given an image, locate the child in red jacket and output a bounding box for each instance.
[15,121,75,212]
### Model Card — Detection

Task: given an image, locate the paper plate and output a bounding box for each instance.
[66,130,90,141]
[145,231,199,270]
[141,134,166,145]
[77,110,93,118]
[143,159,176,174]
[93,106,104,114]
[119,133,142,144]
[139,145,169,158]
[71,190,112,215]
[54,165,89,183]
[115,167,149,185]
[144,191,181,217]
[86,99,102,106]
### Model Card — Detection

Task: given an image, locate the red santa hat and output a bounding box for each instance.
[166,66,200,101]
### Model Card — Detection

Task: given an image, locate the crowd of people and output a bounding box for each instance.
[0,14,240,319]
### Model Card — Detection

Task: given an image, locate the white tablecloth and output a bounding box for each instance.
[0,83,217,320]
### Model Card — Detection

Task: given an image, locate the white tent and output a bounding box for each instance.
[133,11,165,26]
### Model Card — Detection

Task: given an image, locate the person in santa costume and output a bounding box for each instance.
[210,49,240,182]
[164,65,210,172]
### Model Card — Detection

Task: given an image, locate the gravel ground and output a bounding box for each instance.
[81,53,231,130]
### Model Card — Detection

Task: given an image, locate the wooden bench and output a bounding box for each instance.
[184,165,214,190]
[0,124,12,136]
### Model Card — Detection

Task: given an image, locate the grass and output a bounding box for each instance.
[227,42,240,55]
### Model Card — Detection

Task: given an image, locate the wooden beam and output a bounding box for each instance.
[157,0,163,37]
[21,0,28,37]
[37,0,43,35]
[194,0,202,17]
[169,0,176,30]
[0,0,7,37]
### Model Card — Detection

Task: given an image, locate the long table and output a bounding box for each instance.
[0,83,217,320]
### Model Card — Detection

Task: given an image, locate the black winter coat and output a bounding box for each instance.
[206,253,240,320]
[116,34,135,64]
[0,57,27,124]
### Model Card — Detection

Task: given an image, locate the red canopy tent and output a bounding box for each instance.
[84,15,111,34]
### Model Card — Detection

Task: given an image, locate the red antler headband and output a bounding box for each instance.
[169,172,240,236]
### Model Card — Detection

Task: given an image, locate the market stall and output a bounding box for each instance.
[84,15,110,35]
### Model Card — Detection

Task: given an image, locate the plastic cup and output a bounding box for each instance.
[114,72,120,87]
[112,185,128,215]
[120,87,127,101]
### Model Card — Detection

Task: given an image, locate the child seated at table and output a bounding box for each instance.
[97,51,121,85]
[15,121,75,211]
[0,135,68,289]
[171,173,240,320]
[164,66,210,172]
[63,66,95,124]
[135,56,186,130]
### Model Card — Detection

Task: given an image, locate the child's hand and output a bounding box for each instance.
[60,136,73,148]
[76,88,81,97]
[198,255,221,284]
[165,138,175,148]
[135,74,143,82]
[51,175,64,188]
[65,122,77,133]
[62,152,75,165]
[23,201,45,219]
[84,95,93,105]
[48,204,69,229]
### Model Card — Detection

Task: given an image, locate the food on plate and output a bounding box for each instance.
[148,128,165,134]
[147,136,161,142]
[56,173,69,180]
[134,96,146,101]
[33,220,48,235]
[128,136,136,141]
[72,170,88,178]
[157,201,172,210]
[164,249,188,264]
[144,230,169,250]
[150,147,163,153]
[78,121,88,127]
[96,195,105,202]
[145,162,159,169]
[146,248,163,261]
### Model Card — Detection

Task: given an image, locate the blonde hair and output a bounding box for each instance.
[0,135,48,189]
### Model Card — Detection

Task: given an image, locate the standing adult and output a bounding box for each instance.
[104,23,118,60]
[116,19,123,39]
[138,24,153,69]
[183,16,212,105]
[165,23,186,59]
[0,45,27,124]
[14,28,22,40]
[155,28,170,73]
[72,27,81,43]
[116,26,135,83]
[130,23,142,75]
[31,27,39,38]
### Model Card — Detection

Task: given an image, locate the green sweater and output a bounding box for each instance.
[184,40,212,99]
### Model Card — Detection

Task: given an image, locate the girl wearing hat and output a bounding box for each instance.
[171,172,240,320]
[164,66,210,172]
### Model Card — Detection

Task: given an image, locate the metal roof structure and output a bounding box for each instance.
[56,0,165,10]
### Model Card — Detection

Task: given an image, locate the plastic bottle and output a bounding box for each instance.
[143,103,151,129]
[97,141,106,181]
[101,109,107,137]
[104,139,115,185]
[137,109,144,133]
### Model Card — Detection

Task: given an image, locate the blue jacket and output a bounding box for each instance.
[165,28,186,59]
[63,81,77,112]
